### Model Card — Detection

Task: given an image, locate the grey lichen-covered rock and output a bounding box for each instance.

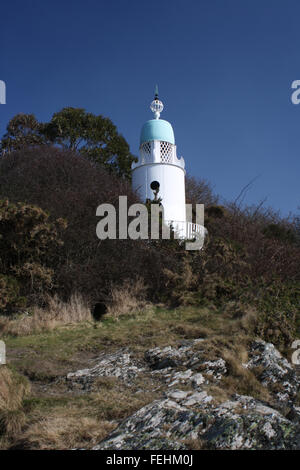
[245,340,300,407]
[167,390,190,400]
[66,349,145,389]
[145,340,227,383]
[200,358,227,381]
[67,338,227,391]
[144,342,200,370]
[93,393,300,450]
[69,337,300,450]
[182,391,213,407]
[92,398,202,450]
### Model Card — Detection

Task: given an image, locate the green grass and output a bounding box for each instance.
[2,305,227,387]
[4,306,212,358]
[1,302,298,450]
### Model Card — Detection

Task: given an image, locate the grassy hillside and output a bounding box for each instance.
[0,142,299,449]
[0,302,299,449]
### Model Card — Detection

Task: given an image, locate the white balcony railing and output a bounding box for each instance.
[164,220,206,240]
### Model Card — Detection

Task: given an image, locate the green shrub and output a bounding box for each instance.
[262,223,297,244]
[0,275,25,311]
[0,199,66,313]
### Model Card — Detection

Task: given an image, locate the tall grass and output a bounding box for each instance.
[0,293,92,336]
[0,367,30,437]
[106,278,148,319]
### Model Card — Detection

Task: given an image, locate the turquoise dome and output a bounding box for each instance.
[140,119,175,145]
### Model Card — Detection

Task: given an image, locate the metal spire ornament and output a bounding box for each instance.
[150,85,164,119]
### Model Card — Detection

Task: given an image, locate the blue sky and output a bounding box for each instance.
[1,0,299,215]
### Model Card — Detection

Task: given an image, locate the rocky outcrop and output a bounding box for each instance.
[94,394,300,450]
[67,338,300,450]
[66,349,145,390]
[245,340,299,408]
[144,340,227,384]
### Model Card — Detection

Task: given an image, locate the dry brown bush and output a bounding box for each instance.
[13,415,115,450]
[11,376,158,449]
[206,202,300,283]
[185,175,218,207]
[0,147,143,301]
[0,367,30,438]
[0,293,92,336]
[184,438,208,450]
[105,278,148,319]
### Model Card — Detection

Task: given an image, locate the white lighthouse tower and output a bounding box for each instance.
[132,88,187,238]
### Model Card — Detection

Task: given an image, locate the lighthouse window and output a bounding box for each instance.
[141,142,151,155]
[150,180,160,191]
[160,141,173,163]
[140,142,152,163]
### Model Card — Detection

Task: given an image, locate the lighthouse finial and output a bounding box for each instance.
[150,85,164,119]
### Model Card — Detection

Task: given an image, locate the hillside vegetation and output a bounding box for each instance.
[0,144,299,348]
[0,110,299,449]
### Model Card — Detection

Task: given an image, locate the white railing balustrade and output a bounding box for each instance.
[164,220,206,241]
